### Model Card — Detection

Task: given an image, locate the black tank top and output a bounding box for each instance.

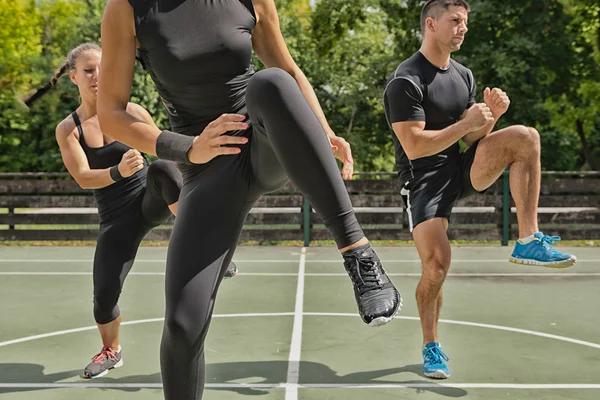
[130,0,256,135]
[72,112,148,222]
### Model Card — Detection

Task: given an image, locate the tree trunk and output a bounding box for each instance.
[576,119,599,171]
[346,102,357,136]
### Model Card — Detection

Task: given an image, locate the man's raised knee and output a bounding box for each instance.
[526,127,541,148]
[509,125,538,142]
[505,125,540,156]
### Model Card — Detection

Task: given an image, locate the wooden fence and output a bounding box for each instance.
[1,171,599,245]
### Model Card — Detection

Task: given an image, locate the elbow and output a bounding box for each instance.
[72,172,97,190]
[74,177,92,190]
[397,133,424,160]
[403,140,424,160]
[404,148,420,160]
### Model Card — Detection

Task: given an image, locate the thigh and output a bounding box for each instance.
[469,127,521,192]
[459,140,488,199]
[249,122,289,194]
[164,159,254,343]
[401,165,461,232]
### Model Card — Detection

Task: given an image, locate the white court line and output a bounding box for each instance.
[285,247,306,400]
[0,272,299,276]
[300,383,600,389]
[2,313,600,351]
[0,383,599,390]
[0,313,294,348]
[1,259,599,263]
[305,273,600,277]
[303,313,600,350]
[1,272,600,277]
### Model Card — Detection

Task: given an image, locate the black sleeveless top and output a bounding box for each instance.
[72,112,148,222]
[130,0,256,135]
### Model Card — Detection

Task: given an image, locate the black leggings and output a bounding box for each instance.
[160,68,364,399]
[93,160,182,324]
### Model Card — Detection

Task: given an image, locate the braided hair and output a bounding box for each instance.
[24,43,101,107]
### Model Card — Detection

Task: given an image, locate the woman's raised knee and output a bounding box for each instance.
[247,67,295,103]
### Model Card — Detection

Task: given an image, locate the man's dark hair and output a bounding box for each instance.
[420,0,470,33]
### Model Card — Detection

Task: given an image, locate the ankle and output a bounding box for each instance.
[340,238,369,254]
[518,232,540,244]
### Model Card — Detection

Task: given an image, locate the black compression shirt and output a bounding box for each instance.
[130,0,256,134]
[72,112,148,222]
[384,51,476,172]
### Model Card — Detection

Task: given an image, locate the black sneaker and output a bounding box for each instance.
[83,346,123,379]
[223,261,238,279]
[343,246,402,327]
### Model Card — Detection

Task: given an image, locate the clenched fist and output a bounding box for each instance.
[118,149,145,177]
[484,87,510,117]
[463,103,495,131]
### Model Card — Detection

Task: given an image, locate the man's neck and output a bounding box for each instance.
[419,41,451,70]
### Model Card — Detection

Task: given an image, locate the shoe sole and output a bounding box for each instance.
[223,270,237,279]
[223,263,238,279]
[509,256,577,269]
[83,359,124,379]
[424,370,450,379]
[367,293,403,328]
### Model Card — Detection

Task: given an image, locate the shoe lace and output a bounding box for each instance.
[347,256,384,293]
[423,346,449,365]
[91,347,118,363]
[539,235,562,255]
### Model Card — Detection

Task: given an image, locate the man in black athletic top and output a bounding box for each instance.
[98,0,402,398]
[384,0,576,379]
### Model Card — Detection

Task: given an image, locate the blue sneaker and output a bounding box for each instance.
[509,232,576,268]
[422,342,450,379]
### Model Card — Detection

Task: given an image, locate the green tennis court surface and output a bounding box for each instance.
[1,245,599,400]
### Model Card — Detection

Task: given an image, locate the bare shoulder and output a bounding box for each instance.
[106,0,133,12]
[104,0,136,34]
[55,115,79,143]
[251,0,277,21]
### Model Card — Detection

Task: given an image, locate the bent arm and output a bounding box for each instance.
[97,0,162,155]
[392,120,476,159]
[55,123,116,190]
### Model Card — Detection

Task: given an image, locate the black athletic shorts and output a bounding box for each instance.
[398,141,485,231]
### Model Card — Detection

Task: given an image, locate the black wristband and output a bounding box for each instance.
[156,130,194,164]
[109,165,123,182]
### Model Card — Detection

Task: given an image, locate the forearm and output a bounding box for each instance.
[292,69,336,137]
[75,168,117,190]
[405,120,475,159]
[462,118,496,146]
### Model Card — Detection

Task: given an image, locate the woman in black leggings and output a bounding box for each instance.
[98,1,403,398]
[26,43,235,379]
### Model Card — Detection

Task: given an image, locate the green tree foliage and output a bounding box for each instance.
[0,0,598,172]
[543,0,600,170]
